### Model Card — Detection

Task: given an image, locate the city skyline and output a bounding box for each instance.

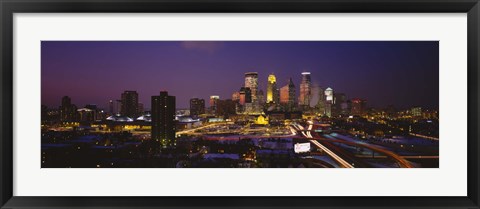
[41,41,439,110]
[41,41,439,168]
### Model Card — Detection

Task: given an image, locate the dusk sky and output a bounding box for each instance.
[41,41,439,110]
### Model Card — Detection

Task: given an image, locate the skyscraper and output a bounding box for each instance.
[324,88,334,117]
[325,87,334,103]
[280,78,296,110]
[257,89,265,105]
[298,72,312,107]
[138,102,144,115]
[244,72,259,103]
[316,87,326,115]
[60,96,77,122]
[239,87,251,105]
[209,95,220,114]
[109,100,114,115]
[120,91,139,118]
[333,93,346,116]
[267,73,277,103]
[151,91,176,149]
[190,98,205,116]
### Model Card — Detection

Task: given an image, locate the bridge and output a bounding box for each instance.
[289,123,415,168]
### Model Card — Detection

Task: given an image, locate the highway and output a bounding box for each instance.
[309,140,354,168]
[176,123,233,135]
[291,123,415,168]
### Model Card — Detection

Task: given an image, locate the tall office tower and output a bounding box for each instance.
[109,100,114,115]
[60,96,77,122]
[239,87,251,105]
[324,88,334,117]
[151,91,176,149]
[325,102,332,117]
[298,72,312,107]
[244,72,259,103]
[351,98,367,116]
[316,87,326,115]
[120,91,139,118]
[209,95,220,113]
[257,90,265,105]
[274,87,280,104]
[280,78,296,110]
[190,98,205,116]
[267,73,278,103]
[287,78,296,108]
[325,87,334,103]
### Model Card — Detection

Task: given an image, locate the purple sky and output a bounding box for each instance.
[41,41,439,110]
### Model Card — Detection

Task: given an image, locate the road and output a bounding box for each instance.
[313,136,414,168]
[309,140,354,168]
[291,123,415,168]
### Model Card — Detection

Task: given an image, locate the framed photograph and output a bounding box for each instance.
[1,0,479,208]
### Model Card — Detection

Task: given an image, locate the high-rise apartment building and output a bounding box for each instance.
[151,91,176,149]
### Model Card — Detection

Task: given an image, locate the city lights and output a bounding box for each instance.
[41,41,439,168]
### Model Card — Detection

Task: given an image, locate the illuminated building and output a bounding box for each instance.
[267,73,278,103]
[351,98,367,116]
[106,115,134,122]
[315,87,326,115]
[411,107,422,117]
[84,104,105,121]
[244,72,259,103]
[60,96,77,122]
[77,108,95,122]
[257,90,265,105]
[255,114,269,125]
[280,78,296,110]
[190,98,205,116]
[120,91,139,118]
[239,87,251,105]
[325,103,332,117]
[298,72,312,107]
[324,88,334,117]
[232,92,240,102]
[209,95,220,113]
[151,91,176,149]
[325,87,334,103]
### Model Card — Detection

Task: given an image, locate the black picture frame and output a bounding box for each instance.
[1,0,479,208]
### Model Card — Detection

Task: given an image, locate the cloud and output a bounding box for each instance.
[180,41,224,53]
